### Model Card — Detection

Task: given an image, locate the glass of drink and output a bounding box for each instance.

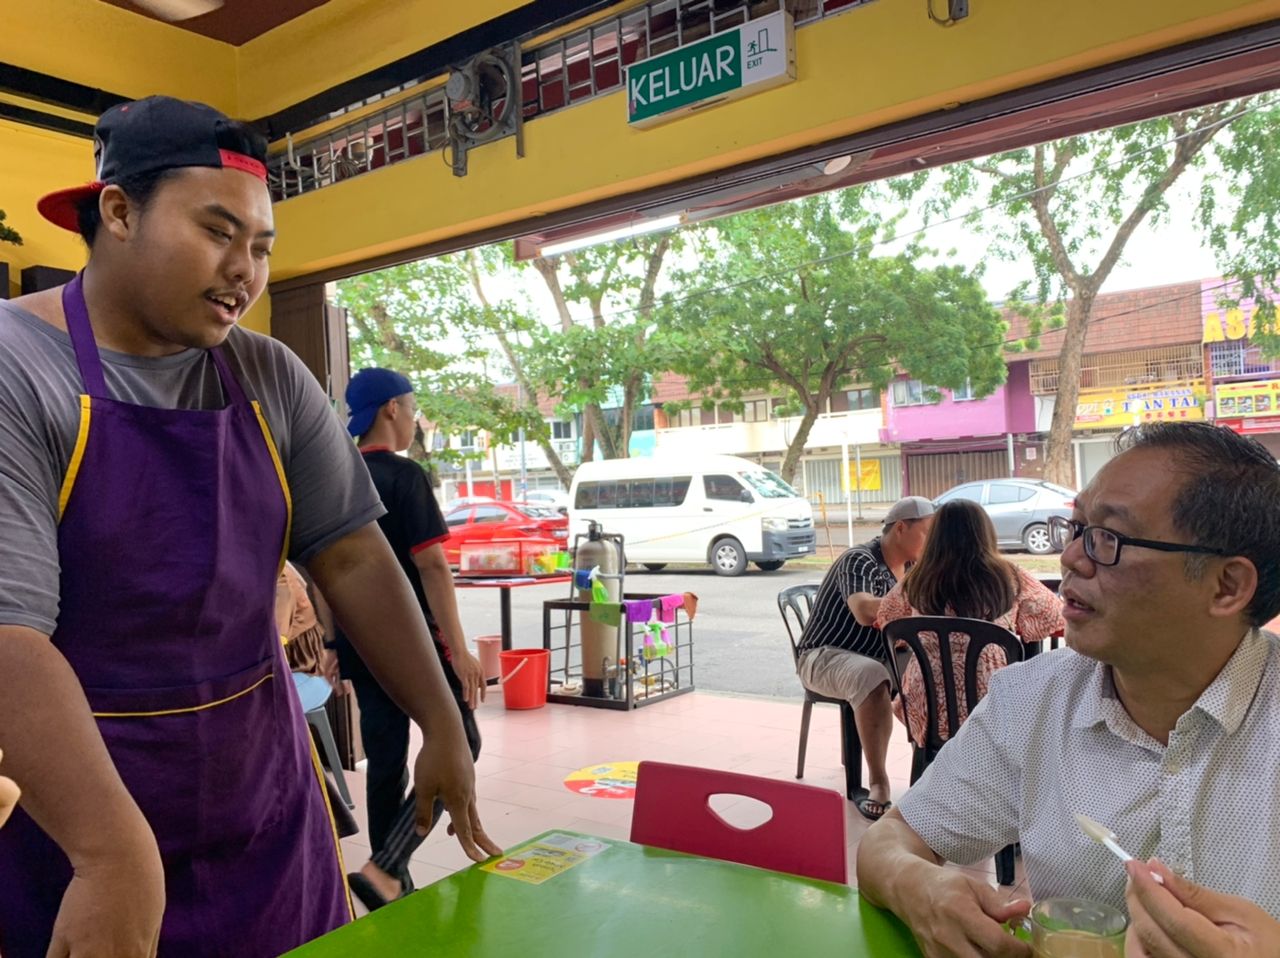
[1030,898,1127,957]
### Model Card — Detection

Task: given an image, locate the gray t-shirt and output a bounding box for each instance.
[0,299,384,635]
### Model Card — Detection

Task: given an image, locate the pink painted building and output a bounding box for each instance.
[879,362,1042,498]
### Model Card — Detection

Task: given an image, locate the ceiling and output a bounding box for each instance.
[100,0,331,46]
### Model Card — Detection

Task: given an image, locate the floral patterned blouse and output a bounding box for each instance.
[875,567,1065,748]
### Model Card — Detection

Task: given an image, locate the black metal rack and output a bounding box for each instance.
[542,592,694,710]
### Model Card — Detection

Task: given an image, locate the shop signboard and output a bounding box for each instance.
[1201,280,1279,343]
[1214,379,1280,420]
[1073,382,1206,431]
[1217,416,1280,436]
[844,459,882,493]
[626,11,795,128]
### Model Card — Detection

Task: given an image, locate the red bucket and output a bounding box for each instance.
[498,649,550,710]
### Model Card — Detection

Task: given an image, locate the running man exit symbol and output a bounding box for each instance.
[746,28,777,58]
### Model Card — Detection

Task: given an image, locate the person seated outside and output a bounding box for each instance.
[276,561,341,689]
[795,496,934,820]
[874,499,1065,749]
[857,422,1280,958]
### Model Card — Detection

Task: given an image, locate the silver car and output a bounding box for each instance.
[933,478,1077,554]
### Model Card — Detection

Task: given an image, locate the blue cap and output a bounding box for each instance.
[346,367,414,438]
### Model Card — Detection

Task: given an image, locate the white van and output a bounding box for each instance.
[568,455,816,576]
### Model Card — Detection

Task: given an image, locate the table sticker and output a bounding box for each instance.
[481,832,611,885]
[563,761,638,799]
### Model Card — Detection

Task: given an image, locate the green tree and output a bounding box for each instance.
[662,193,1006,484]
[522,234,676,461]
[335,260,541,467]
[0,209,21,247]
[905,97,1276,486]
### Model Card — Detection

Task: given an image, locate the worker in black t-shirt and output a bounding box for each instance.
[334,368,487,911]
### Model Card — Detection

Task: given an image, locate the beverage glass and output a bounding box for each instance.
[1030,898,1127,957]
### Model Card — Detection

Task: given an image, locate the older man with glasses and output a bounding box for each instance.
[856,421,1280,958]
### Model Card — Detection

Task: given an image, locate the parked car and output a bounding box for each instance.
[519,489,570,514]
[441,500,570,566]
[933,478,1076,555]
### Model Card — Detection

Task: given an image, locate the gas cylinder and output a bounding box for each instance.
[575,520,623,697]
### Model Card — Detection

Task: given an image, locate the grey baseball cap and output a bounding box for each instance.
[884,496,936,525]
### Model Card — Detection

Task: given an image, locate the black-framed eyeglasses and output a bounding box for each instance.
[1048,516,1228,567]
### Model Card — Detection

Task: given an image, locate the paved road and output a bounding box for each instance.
[454,564,830,699]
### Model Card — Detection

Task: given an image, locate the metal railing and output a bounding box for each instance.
[267,0,876,201]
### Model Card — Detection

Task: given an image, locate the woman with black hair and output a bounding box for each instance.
[875,499,1064,747]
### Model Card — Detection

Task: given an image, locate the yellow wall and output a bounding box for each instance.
[0,0,236,110]
[236,0,537,118]
[266,0,1280,282]
[6,0,1279,310]
[0,120,92,298]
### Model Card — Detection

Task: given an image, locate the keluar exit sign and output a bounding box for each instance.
[626,11,796,128]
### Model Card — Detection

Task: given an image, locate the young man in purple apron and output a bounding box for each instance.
[0,96,500,958]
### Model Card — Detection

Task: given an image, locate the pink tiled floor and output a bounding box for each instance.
[336,690,1026,912]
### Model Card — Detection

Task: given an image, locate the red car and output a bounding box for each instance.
[441,499,569,566]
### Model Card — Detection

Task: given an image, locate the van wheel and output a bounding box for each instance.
[642,563,668,572]
[1023,523,1053,555]
[755,560,785,572]
[710,538,747,577]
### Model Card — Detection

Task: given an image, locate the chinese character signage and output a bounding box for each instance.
[1074,382,1206,430]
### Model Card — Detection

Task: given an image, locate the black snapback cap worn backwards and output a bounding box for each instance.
[38,95,268,233]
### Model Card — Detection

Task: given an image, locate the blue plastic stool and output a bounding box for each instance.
[291,673,354,809]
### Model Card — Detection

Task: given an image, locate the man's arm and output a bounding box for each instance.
[413,542,486,710]
[849,592,883,626]
[0,626,165,956]
[306,523,500,861]
[857,808,1030,958]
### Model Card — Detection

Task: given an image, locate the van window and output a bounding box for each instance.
[574,483,598,510]
[575,476,692,509]
[596,481,618,509]
[705,474,748,502]
[630,478,655,508]
[741,470,799,499]
[654,476,692,506]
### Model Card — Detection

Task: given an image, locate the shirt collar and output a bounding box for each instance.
[1192,628,1271,735]
[1071,629,1273,737]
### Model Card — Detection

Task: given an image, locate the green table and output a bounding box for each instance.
[285,830,921,956]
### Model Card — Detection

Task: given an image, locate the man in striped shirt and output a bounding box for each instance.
[797,496,934,820]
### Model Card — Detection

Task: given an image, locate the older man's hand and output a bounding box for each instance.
[898,867,1033,958]
[1126,859,1280,957]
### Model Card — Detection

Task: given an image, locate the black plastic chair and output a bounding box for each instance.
[777,584,867,802]
[881,615,1022,886]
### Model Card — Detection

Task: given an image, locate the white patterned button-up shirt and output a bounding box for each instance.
[897,630,1280,917]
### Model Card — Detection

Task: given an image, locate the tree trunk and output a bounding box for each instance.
[580,413,595,464]
[780,403,821,485]
[1042,293,1096,488]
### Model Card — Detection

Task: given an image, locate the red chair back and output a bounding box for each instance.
[629,760,847,883]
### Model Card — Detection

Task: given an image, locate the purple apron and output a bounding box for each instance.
[0,275,351,956]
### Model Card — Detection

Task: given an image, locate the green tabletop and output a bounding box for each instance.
[285,830,921,956]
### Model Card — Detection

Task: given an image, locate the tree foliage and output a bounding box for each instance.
[661,192,1006,483]
[0,210,21,247]
[520,234,678,461]
[899,96,1277,485]
[335,260,541,466]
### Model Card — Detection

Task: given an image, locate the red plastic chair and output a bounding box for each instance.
[629,760,847,883]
